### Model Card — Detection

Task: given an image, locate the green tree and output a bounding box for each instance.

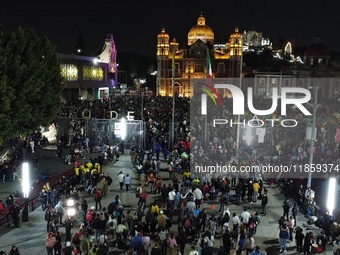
[0,26,62,145]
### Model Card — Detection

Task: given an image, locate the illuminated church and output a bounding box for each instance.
[156,15,243,97]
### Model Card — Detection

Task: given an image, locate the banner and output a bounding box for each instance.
[256,128,266,136]
[258,135,265,143]
[306,126,317,140]
[336,127,340,143]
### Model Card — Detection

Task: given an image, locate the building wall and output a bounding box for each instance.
[58,54,111,100]
[156,22,242,97]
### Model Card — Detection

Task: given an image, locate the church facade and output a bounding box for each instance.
[156,15,242,97]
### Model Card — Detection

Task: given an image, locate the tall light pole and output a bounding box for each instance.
[141,92,144,120]
[236,47,244,157]
[120,117,126,154]
[171,48,175,149]
[307,86,318,188]
[22,162,30,222]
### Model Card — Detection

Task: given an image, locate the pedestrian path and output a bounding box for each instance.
[0,145,100,206]
[0,152,334,254]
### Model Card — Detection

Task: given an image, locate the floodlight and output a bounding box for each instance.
[327,177,336,215]
[22,163,30,198]
[66,199,75,207]
[121,117,126,140]
[67,208,77,217]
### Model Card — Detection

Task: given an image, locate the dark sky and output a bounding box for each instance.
[1,0,339,57]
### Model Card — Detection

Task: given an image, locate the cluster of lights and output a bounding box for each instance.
[66,199,77,217]
[327,178,336,215]
[22,163,30,198]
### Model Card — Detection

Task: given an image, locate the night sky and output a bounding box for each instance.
[1,0,339,57]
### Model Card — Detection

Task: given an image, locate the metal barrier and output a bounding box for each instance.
[277,181,323,220]
[57,118,145,149]
[0,167,75,228]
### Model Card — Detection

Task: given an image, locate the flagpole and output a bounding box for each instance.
[205,48,212,149]
[171,48,175,149]
[236,47,243,157]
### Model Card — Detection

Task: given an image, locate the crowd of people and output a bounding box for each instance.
[1,94,340,255]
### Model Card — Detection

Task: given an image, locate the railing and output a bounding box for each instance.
[276,180,323,219]
[0,167,75,228]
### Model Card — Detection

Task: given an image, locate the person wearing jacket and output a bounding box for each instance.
[8,245,20,255]
[168,232,178,255]
[279,224,289,253]
[282,200,290,221]
[295,226,304,254]
[333,237,340,255]
[303,232,313,255]
[54,201,65,226]
[92,214,104,242]
[45,232,56,255]
[261,192,268,216]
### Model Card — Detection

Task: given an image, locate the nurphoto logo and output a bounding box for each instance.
[199,83,312,128]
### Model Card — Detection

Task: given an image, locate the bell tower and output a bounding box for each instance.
[228,27,242,56]
[156,28,170,96]
[157,28,170,57]
[226,27,243,77]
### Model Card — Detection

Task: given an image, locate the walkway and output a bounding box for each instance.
[0,152,334,255]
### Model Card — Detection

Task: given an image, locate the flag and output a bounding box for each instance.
[206,49,212,78]
[336,127,340,143]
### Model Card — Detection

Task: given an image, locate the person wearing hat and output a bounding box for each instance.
[158,210,168,230]
[62,241,73,255]
[8,245,19,255]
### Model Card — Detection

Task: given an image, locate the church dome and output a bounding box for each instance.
[188,15,214,45]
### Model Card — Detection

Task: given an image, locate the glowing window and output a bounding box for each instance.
[60,64,78,81]
[83,66,104,81]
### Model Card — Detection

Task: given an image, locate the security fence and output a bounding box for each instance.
[56,118,145,149]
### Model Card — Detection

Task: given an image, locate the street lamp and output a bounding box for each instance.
[171,48,176,150]
[22,162,30,222]
[66,199,77,218]
[120,117,126,154]
[236,46,244,156]
[327,177,336,215]
[307,86,318,188]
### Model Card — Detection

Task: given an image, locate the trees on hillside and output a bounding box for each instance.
[0,26,62,145]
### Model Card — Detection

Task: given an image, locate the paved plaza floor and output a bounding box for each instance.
[0,147,334,254]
